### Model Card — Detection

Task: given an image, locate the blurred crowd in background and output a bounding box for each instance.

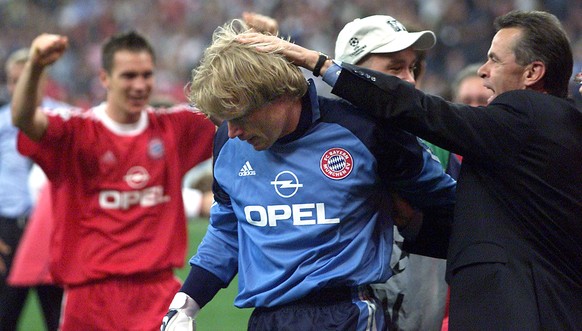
[1,0,581,108]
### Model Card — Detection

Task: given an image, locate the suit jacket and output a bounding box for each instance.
[332,63,582,329]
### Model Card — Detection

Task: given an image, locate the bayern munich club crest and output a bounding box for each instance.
[320,148,353,180]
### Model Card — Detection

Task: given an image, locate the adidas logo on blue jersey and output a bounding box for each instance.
[238,161,256,176]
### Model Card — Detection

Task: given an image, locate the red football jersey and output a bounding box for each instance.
[18,103,215,285]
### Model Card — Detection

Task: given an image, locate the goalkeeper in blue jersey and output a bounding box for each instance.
[161,19,456,331]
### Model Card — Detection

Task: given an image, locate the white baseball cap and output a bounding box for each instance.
[335,15,437,65]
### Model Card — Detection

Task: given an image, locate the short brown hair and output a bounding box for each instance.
[494,10,572,98]
[101,31,156,74]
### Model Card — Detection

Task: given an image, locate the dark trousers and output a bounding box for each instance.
[0,216,63,331]
[0,285,63,331]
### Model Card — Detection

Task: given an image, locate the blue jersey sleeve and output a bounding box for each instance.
[359,117,455,209]
[189,200,239,284]
[182,125,240,305]
[390,138,456,208]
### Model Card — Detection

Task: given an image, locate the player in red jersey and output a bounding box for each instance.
[11,31,215,331]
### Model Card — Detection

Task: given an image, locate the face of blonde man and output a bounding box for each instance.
[225,96,302,151]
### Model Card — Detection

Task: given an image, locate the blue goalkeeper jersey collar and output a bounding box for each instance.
[273,79,320,145]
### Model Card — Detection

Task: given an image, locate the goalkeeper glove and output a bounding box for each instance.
[160,292,200,331]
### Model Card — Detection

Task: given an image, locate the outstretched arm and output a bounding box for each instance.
[12,34,68,141]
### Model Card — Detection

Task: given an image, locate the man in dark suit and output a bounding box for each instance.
[238,10,582,330]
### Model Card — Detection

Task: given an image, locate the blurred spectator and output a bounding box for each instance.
[7,165,62,331]
[0,1,579,107]
[451,63,494,107]
[0,47,65,331]
[182,159,214,219]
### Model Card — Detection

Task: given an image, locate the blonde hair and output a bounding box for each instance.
[188,19,308,119]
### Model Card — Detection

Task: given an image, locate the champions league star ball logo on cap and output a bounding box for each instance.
[320,148,353,180]
[335,15,436,65]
